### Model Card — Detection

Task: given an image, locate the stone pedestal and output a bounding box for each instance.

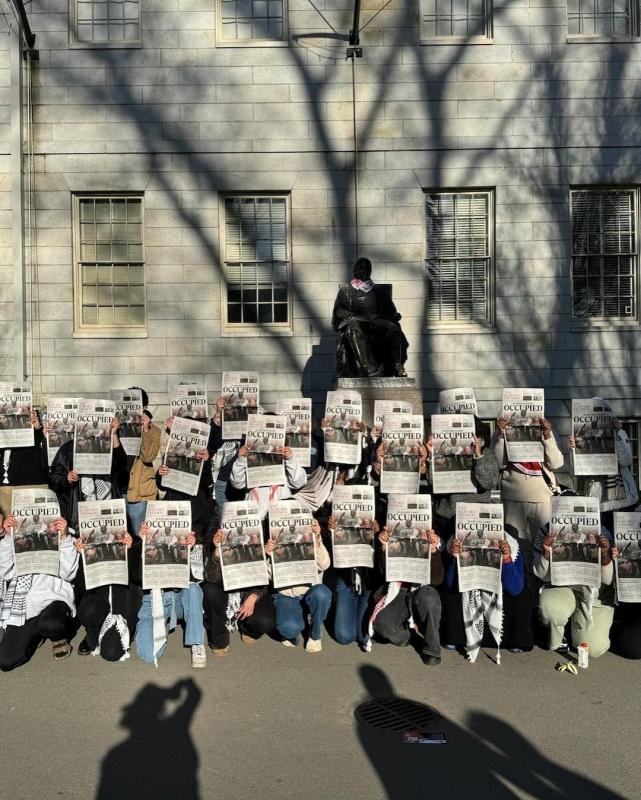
[336,377,423,426]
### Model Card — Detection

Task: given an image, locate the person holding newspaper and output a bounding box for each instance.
[125,388,162,538]
[0,409,49,518]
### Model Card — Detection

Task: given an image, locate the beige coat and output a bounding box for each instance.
[127,423,162,502]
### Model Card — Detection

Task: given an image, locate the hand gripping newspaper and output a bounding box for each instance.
[324,390,362,465]
[431,414,476,494]
[161,416,210,496]
[269,500,318,589]
[614,512,641,603]
[0,383,34,448]
[372,399,412,439]
[110,389,144,457]
[245,414,287,489]
[380,414,423,495]
[455,502,504,594]
[385,494,432,584]
[276,398,312,468]
[78,498,129,590]
[571,398,617,476]
[143,500,192,590]
[219,501,269,592]
[170,383,209,422]
[73,399,115,475]
[45,397,78,466]
[331,484,376,569]
[549,495,601,590]
[438,387,478,417]
[221,371,259,440]
[501,388,545,462]
[10,488,61,577]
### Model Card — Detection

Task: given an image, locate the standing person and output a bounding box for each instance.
[125,389,161,537]
[0,410,49,518]
[210,396,245,515]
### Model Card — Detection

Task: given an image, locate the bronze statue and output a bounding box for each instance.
[332,257,409,378]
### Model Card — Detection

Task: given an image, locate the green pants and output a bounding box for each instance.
[538,586,613,657]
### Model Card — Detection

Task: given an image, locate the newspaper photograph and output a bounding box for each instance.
[276,398,312,468]
[219,501,269,591]
[0,382,34,448]
[143,500,192,590]
[269,500,318,589]
[78,499,129,591]
[221,371,260,440]
[324,390,362,465]
[431,414,476,495]
[571,398,617,476]
[549,496,601,590]
[380,414,424,495]
[45,397,78,466]
[455,502,504,593]
[171,383,208,421]
[161,416,210,496]
[372,399,412,437]
[245,414,286,489]
[501,388,545,462]
[385,494,432,585]
[331,484,376,569]
[111,389,143,457]
[10,488,61,577]
[439,388,478,417]
[73,399,115,475]
[614,512,641,603]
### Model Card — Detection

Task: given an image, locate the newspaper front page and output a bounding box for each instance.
[373,399,412,437]
[549,496,601,589]
[276,398,312,468]
[269,500,318,589]
[571,398,617,476]
[385,494,432,584]
[331,484,376,569]
[161,416,210,496]
[614,512,641,603]
[502,388,545,462]
[245,414,286,489]
[111,389,143,457]
[219,501,269,591]
[431,414,476,494]
[380,414,423,495]
[324,390,362,465]
[455,502,504,593]
[143,500,192,590]
[78,499,129,590]
[221,371,260,440]
[74,399,115,475]
[0,383,34,448]
[171,383,208,422]
[45,397,78,466]
[11,488,61,577]
[438,388,479,417]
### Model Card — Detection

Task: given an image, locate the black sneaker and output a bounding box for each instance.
[555,637,569,655]
[421,654,441,666]
[78,637,92,656]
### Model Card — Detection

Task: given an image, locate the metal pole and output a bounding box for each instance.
[351,53,359,256]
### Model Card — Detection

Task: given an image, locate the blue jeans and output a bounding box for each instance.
[334,577,371,645]
[214,480,228,515]
[126,500,148,538]
[273,584,332,641]
[135,584,205,664]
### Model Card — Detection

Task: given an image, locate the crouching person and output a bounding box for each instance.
[0,514,78,670]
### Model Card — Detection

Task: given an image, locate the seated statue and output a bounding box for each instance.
[332,257,409,378]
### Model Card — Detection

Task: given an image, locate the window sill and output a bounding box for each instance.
[73,328,148,339]
[221,326,293,337]
[570,320,639,331]
[420,36,493,46]
[69,41,142,49]
[215,38,290,48]
[566,35,640,44]
[423,321,495,334]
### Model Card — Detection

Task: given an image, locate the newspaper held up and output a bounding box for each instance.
[549,495,601,590]
[45,397,78,466]
[269,500,318,589]
[373,399,412,438]
[385,494,432,585]
[78,499,129,591]
[219,501,269,592]
[331,484,376,569]
[143,500,192,590]
[73,399,115,475]
[110,389,143,457]
[171,383,208,422]
[161,416,210,497]
[276,398,312,468]
[614,512,641,603]
[431,414,476,495]
[11,488,61,577]
[455,502,504,594]
[380,414,424,495]
[0,383,34,448]
[501,388,545,462]
[221,372,260,440]
[438,388,479,417]
[324,390,362,465]
[245,414,287,489]
[571,398,617,477]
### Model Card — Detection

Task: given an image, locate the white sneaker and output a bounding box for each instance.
[281,639,296,648]
[305,638,322,653]
[191,644,207,668]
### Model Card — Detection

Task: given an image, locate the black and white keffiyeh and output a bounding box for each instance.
[80,477,112,502]
[0,575,33,629]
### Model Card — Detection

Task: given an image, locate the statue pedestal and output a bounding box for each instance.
[336,377,422,427]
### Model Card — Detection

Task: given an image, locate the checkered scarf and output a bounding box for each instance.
[0,575,33,629]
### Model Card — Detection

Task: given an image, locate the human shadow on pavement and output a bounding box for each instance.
[95,679,202,800]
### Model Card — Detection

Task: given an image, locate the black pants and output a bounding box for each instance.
[78,585,142,652]
[202,581,275,649]
[0,601,73,672]
[373,585,441,659]
[611,603,641,660]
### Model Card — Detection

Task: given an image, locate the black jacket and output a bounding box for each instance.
[0,428,49,485]
[331,283,402,331]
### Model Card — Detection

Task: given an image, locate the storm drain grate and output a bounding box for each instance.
[354,697,439,732]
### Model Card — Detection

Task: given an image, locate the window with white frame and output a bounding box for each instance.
[621,419,641,488]
[74,195,145,333]
[217,0,287,44]
[567,0,638,37]
[571,188,638,323]
[424,191,493,325]
[222,195,291,329]
[72,0,141,46]
[421,0,492,40]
